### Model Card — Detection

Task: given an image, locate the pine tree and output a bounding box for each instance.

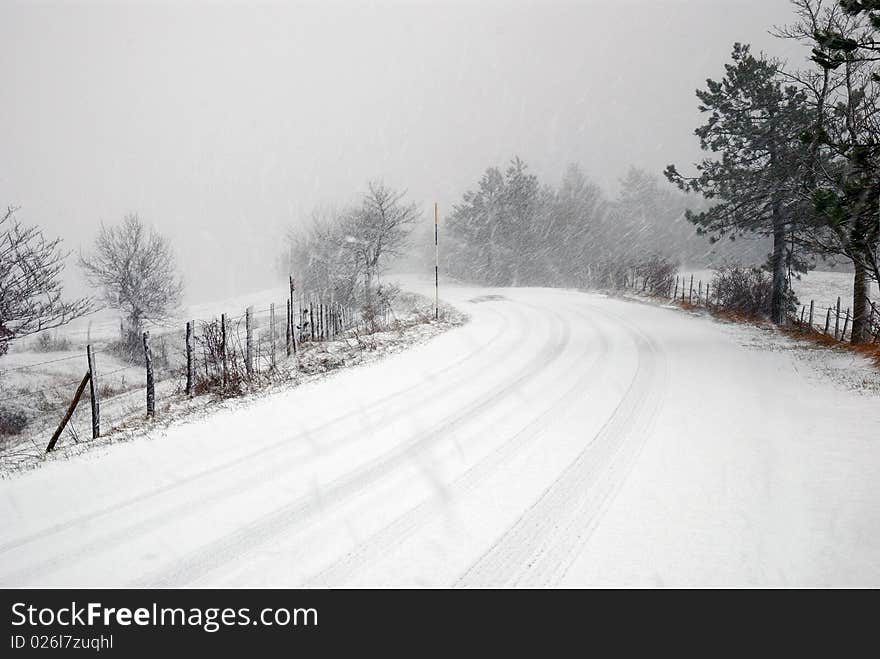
[666,44,811,323]
[776,0,880,343]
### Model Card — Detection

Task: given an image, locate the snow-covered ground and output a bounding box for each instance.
[0,289,459,467]
[0,284,299,454]
[682,268,879,314]
[1,277,878,587]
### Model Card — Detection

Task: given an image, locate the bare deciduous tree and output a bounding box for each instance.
[345,181,420,300]
[0,206,93,356]
[80,214,183,349]
[283,182,419,316]
[286,207,363,307]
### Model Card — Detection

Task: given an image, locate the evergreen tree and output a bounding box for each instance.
[778,0,880,342]
[666,44,811,323]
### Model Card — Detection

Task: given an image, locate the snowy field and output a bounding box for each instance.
[0,276,878,587]
[0,285,455,464]
[681,268,879,314]
[0,283,320,455]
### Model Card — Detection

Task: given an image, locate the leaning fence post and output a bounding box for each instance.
[46,371,91,452]
[834,296,841,340]
[143,332,155,418]
[245,307,253,378]
[824,307,831,334]
[808,300,814,330]
[86,344,100,439]
[842,308,850,341]
[185,320,194,396]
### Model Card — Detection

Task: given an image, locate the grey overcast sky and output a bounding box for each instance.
[1,0,811,301]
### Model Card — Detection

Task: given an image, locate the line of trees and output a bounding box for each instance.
[668,0,880,344]
[80,214,183,354]
[6,177,416,363]
[0,207,93,356]
[1,208,184,361]
[281,181,420,321]
[444,157,764,291]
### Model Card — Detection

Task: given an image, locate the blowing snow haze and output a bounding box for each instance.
[1,0,804,302]
[4,0,880,597]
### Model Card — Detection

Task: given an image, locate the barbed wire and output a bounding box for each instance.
[0,353,85,373]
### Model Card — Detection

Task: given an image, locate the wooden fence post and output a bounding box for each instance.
[143,332,155,418]
[688,274,694,304]
[245,307,253,378]
[290,276,298,354]
[185,320,194,396]
[46,371,91,452]
[286,298,292,357]
[842,308,850,341]
[799,306,805,325]
[868,302,880,341]
[808,300,814,330]
[86,344,100,439]
[269,305,276,369]
[309,302,315,341]
[221,313,228,384]
[824,307,831,334]
[834,296,841,340]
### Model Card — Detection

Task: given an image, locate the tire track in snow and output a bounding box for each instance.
[306,303,611,587]
[0,303,515,561]
[132,304,573,587]
[0,302,537,586]
[456,308,668,587]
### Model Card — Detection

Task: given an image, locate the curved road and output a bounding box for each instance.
[1,282,879,586]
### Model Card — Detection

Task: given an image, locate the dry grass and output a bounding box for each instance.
[710,307,771,326]
[782,325,880,368]
[668,294,880,369]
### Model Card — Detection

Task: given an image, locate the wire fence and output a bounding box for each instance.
[629,272,880,344]
[0,286,400,459]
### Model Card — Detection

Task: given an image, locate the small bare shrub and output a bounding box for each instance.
[361,283,400,333]
[33,331,72,353]
[194,318,248,396]
[634,255,678,296]
[0,400,29,436]
[711,267,797,318]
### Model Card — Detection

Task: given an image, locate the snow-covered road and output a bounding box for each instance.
[2,282,879,587]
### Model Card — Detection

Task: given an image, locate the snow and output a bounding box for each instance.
[0,277,879,587]
[681,267,880,315]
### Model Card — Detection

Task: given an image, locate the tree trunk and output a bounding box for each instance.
[363,267,372,305]
[770,207,787,325]
[851,257,870,344]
